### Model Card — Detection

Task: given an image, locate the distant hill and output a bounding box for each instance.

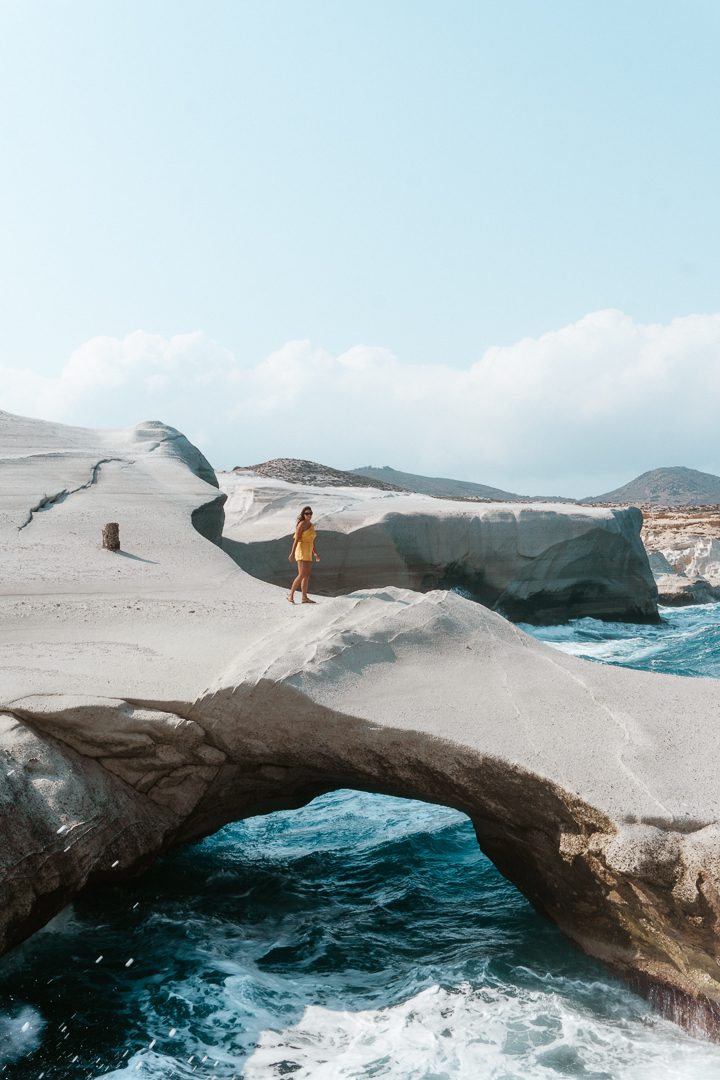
[233,459,720,507]
[351,465,525,501]
[233,458,403,491]
[585,466,720,506]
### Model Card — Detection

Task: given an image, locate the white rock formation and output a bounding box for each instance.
[667,537,720,582]
[642,509,720,605]
[2,410,720,1036]
[218,470,658,623]
[649,566,720,607]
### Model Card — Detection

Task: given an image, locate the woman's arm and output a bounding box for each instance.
[312,541,320,562]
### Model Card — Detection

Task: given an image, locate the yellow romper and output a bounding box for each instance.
[295,525,316,562]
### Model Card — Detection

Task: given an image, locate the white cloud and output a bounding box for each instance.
[3,310,720,496]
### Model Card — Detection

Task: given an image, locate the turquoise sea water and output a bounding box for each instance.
[2,603,720,1079]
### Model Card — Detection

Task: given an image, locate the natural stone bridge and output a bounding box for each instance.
[2,409,720,1040]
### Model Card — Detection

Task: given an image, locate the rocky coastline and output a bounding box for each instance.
[3,412,720,1041]
[641,505,720,605]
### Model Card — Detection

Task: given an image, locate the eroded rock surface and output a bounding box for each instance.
[642,506,720,605]
[218,470,658,623]
[2,410,720,1039]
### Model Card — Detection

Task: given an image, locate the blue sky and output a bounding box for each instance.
[2,1,720,492]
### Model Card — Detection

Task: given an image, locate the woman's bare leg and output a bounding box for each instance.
[289,567,304,602]
[300,564,314,603]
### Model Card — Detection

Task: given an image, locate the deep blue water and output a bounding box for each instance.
[523,601,720,680]
[2,603,720,1079]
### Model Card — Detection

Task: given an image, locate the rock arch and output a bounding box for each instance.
[2,410,720,1040]
[6,588,720,1038]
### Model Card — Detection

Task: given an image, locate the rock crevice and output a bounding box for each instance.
[17,457,127,531]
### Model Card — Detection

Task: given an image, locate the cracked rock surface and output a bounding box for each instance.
[2,409,720,1037]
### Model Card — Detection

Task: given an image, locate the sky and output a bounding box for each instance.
[1,0,720,495]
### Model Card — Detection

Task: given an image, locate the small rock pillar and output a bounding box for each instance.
[102,522,120,552]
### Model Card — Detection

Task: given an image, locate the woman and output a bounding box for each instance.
[288,505,320,604]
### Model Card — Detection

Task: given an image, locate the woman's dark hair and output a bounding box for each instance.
[296,505,313,526]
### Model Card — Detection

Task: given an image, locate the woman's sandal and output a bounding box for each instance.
[302,598,317,604]
[287,595,295,604]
